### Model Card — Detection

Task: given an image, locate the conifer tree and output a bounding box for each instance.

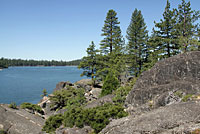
[176,0,200,52]
[78,41,98,85]
[126,9,148,77]
[98,9,125,80]
[154,0,178,58]
[100,9,124,54]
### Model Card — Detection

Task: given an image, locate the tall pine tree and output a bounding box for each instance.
[100,9,124,54]
[176,0,200,52]
[126,9,148,77]
[154,0,178,58]
[98,9,125,80]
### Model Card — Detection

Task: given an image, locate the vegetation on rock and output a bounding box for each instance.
[50,86,86,110]
[20,102,44,114]
[42,114,63,133]
[8,102,17,109]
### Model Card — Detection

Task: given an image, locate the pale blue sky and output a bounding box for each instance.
[0,0,199,61]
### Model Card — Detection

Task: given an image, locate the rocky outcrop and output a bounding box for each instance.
[0,104,44,134]
[126,51,200,110]
[101,51,200,134]
[101,101,200,134]
[85,94,114,109]
[56,125,93,134]
[54,81,74,91]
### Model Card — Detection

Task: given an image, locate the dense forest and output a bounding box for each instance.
[0,58,81,67]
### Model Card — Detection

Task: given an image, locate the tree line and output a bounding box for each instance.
[78,0,200,95]
[0,58,81,67]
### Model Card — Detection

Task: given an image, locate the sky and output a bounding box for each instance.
[0,0,199,61]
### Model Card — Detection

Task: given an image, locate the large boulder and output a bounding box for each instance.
[101,101,200,134]
[126,51,200,110]
[0,104,44,134]
[101,51,200,134]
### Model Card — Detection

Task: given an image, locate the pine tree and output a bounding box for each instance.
[78,41,98,85]
[154,0,178,58]
[176,0,200,52]
[100,9,124,54]
[98,9,125,80]
[126,9,148,77]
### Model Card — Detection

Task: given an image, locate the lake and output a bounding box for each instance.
[0,66,86,105]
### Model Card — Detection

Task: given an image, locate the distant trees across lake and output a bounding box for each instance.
[0,57,81,67]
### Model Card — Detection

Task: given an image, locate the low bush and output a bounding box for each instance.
[112,78,137,104]
[0,130,7,134]
[8,102,17,109]
[42,114,63,133]
[182,94,193,102]
[20,102,44,114]
[50,86,86,110]
[63,103,128,133]
[101,70,119,96]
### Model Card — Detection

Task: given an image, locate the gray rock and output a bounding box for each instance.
[126,51,200,110]
[85,94,114,109]
[54,81,73,91]
[0,104,44,134]
[56,125,93,134]
[101,101,200,134]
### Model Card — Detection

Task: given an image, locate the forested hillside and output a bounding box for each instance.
[0,58,81,67]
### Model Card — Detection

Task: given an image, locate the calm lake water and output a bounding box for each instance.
[0,66,86,105]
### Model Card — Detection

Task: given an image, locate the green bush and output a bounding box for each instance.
[182,94,193,102]
[42,114,63,133]
[112,78,137,104]
[20,102,44,114]
[63,103,128,133]
[0,130,7,134]
[101,70,119,96]
[9,102,17,109]
[50,86,86,110]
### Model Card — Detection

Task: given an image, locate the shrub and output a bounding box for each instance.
[182,94,193,102]
[20,102,44,114]
[9,102,17,109]
[101,70,119,96]
[41,89,47,97]
[63,103,128,133]
[0,130,7,134]
[50,86,86,110]
[112,78,137,104]
[42,114,63,133]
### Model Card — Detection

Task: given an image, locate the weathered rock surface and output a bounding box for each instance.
[54,81,74,91]
[101,51,200,134]
[101,101,200,134]
[56,125,93,134]
[0,104,45,134]
[85,94,114,109]
[126,51,200,110]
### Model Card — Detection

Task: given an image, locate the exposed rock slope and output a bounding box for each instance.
[101,51,200,134]
[0,104,44,134]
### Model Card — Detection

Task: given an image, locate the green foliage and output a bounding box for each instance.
[0,130,7,134]
[78,41,98,85]
[100,9,124,54]
[42,114,63,133]
[50,86,86,110]
[101,70,120,96]
[41,89,47,97]
[20,102,44,114]
[9,102,17,109]
[126,8,149,77]
[176,0,200,52]
[182,94,193,102]
[63,103,128,133]
[112,78,137,104]
[154,0,179,58]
